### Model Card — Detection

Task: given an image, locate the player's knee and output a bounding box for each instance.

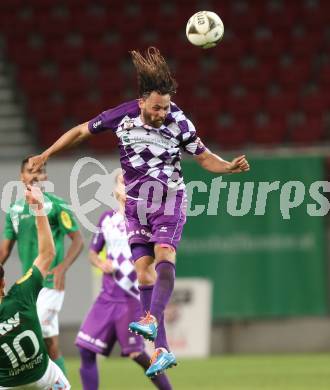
[136,267,156,285]
[44,336,60,360]
[154,243,176,263]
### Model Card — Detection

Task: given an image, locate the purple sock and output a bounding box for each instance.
[79,348,98,390]
[133,351,172,390]
[139,285,153,315]
[139,285,169,351]
[150,261,175,349]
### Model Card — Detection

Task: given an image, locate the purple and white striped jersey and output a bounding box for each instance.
[88,100,206,198]
[90,210,139,301]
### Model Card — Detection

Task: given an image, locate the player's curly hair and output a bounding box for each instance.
[131,47,177,98]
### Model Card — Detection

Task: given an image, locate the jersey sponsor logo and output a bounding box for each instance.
[20,214,32,220]
[159,226,168,233]
[60,211,72,229]
[0,312,20,336]
[16,268,33,285]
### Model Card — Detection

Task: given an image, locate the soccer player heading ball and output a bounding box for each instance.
[29,47,250,376]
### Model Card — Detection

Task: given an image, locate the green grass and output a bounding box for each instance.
[66,353,330,389]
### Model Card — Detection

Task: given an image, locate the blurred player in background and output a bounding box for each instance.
[0,156,84,375]
[75,172,172,390]
[29,46,249,376]
[0,185,70,389]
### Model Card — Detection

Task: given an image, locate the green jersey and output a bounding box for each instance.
[0,266,48,387]
[3,192,79,289]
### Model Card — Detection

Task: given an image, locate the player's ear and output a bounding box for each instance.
[138,98,145,110]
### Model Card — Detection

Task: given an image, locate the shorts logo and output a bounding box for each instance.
[128,337,136,345]
[128,229,151,238]
[60,211,72,229]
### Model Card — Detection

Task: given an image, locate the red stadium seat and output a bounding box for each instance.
[227,93,262,117]
[251,115,287,145]
[290,116,325,144]
[237,66,274,91]
[48,42,86,66]
[276,63,311,88]
[300,92,327,116]
[7,42,46,67]
[88,132,118,153]
[264,92,298,116]
[213,119,250,150]
[252,33,288,61]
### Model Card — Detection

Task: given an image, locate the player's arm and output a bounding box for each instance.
[194,150,250,174]
[51,230,84,290]
[88,213,114,274]
[0,211,17,265]
[29,105,121,172]
[0,239,15,265]
[89,249,114,274]
[50,201,84,290]
[28,122,91,171]
[27,186,55,278]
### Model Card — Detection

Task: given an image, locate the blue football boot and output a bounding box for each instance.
[146,348,177,377]
[128,311,158,341]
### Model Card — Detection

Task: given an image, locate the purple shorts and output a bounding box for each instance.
[125,189,187,251]
[75,293,144,356]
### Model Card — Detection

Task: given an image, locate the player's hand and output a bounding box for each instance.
[228,155,250,173]
[99,261,115,274]
[28,154,48,173]
[25,185,45,209]
[49,263,66,290]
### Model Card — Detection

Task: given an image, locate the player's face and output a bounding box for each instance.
[139,92,171,128]
[21,164,47,186]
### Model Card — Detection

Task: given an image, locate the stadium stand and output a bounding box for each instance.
[0,0,329,153]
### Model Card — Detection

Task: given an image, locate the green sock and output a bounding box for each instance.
[54,356,67,376]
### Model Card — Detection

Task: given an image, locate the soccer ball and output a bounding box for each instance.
[186,11,224,49]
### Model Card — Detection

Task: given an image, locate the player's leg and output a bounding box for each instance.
[36,288,66,374]
[129,246,159,340]
[44,336,66,375]
[116,299,172,389]
[144,244,177,377]
[75,294,118,390]
[130,351,172,390]
[35,359,71,389]
[78,347,98,390]
[144,191,186,376]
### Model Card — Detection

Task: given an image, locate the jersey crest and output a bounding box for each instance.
[60,211,72,229]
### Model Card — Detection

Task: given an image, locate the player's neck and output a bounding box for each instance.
[118,202,125,215]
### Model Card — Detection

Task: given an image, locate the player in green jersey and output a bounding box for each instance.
[0,185,70,389]
[0,156,84,375]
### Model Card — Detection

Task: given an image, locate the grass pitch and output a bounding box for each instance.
[66,353,330,389]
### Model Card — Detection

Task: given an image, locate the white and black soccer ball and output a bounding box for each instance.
[186,11,224,49]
